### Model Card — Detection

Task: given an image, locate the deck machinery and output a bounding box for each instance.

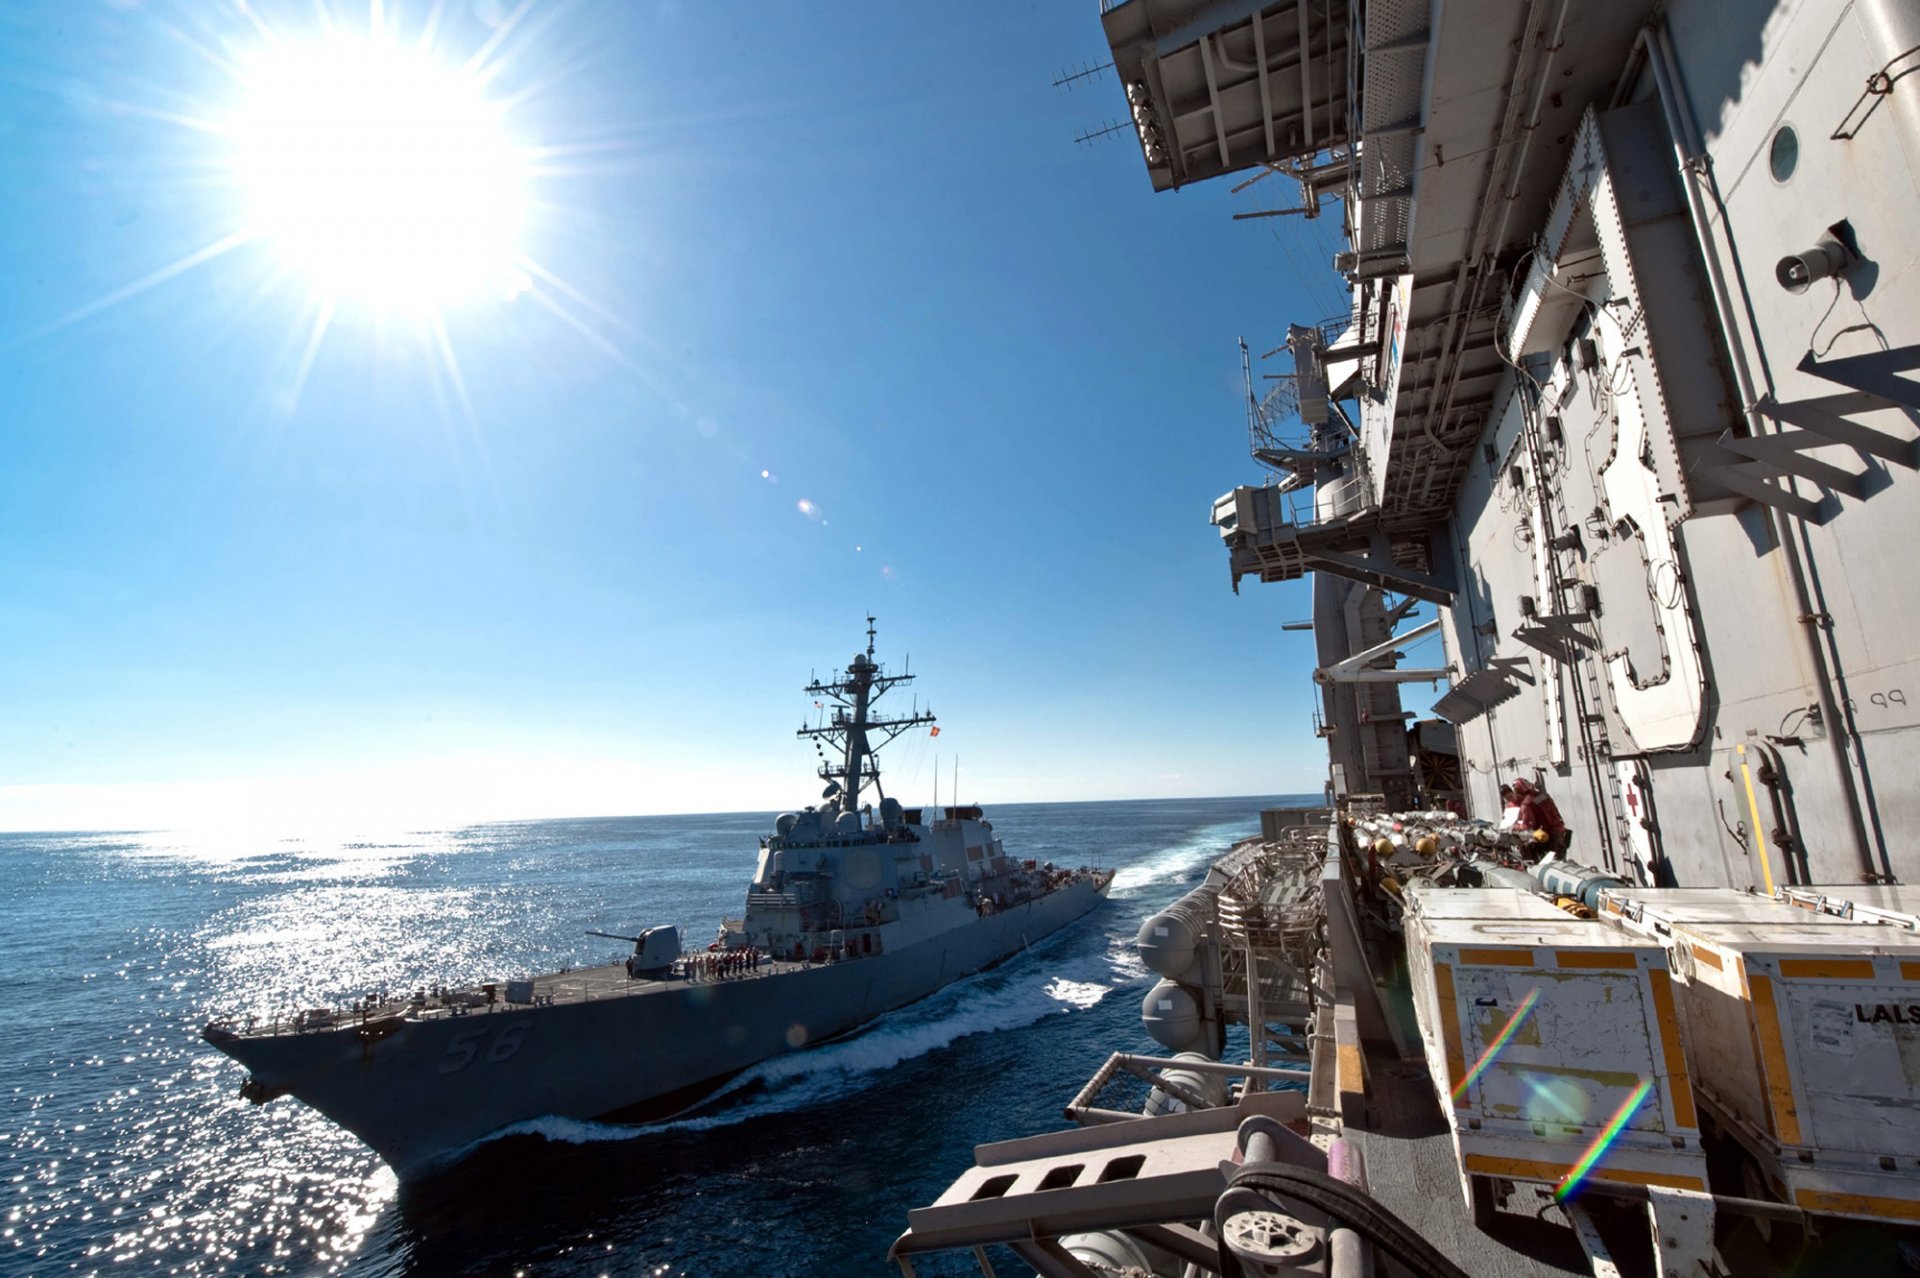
[892,0,1920,1273]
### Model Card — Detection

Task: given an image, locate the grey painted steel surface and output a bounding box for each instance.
[211,877,1108,1181]
[1309,0,1920,889]
[1161,0,1920,889]
[900,0,1920,1271]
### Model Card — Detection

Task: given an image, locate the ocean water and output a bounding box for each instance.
[0,794,1306,1277]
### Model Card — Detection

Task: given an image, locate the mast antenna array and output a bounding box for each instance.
[1052,60,1112,91]
[1074,118,1131,148]
[796,618,935,810]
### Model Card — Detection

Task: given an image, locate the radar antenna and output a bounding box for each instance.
[1073,118,1131,148]
[1243,334,1301,463]
[1051,60,1111,92]
[796,618,936,814]
[1241,317,1357,487]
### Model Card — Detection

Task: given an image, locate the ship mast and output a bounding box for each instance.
[797,617,936,814]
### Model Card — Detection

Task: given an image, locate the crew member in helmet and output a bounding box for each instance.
[1509,778,1570,854]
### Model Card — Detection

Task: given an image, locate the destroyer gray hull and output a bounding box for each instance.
[210,876,1108,1181]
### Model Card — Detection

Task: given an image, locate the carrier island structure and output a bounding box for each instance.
[890,1,1920,1275]
[203,624,1111,1182]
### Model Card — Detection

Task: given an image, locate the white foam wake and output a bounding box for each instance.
[472,932,1135,1153]
[1107,820,1250,896]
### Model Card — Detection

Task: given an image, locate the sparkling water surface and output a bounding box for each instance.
[1,795,1305,1276]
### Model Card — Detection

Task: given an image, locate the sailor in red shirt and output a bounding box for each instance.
[1509,777,1571,854]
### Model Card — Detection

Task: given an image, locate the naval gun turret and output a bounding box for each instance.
[586,925,682,978]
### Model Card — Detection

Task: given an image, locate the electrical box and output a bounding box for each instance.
[1404,887,1705,1206]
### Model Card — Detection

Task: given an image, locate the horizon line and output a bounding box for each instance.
[0,790,1325,840]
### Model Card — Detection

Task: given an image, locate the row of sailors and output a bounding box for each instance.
[682,948,763,981]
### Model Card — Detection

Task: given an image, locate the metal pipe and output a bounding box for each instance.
[1424,0,1571,456]
[1482,0,1574,278]
[1639,22,1880,882]
[1065,1052,1313,1126]
[1325,1138,1370,1278]
[1112,1052,1314,1083]
[1855,0,1920,174]
[1298,0,1314,149]
[1070,1106,1151,1127]
[1572,1176,1811,1226]
[1316,617,1443,683]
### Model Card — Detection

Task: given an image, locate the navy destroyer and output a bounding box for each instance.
[894,1,1920,1274]
[202,621,1112,1181]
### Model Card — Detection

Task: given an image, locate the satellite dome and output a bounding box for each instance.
[775,813,798,837]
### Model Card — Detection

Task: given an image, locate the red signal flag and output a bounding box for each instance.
[929,726,941,737]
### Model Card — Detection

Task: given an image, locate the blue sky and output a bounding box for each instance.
[0,1,1367,832]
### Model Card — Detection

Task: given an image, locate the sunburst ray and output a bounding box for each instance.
[12,228,254,345]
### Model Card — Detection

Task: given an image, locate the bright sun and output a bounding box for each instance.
[230,37,527,309]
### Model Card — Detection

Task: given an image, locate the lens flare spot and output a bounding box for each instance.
[1452,987,1540,1103]
[1519,1071,1590,1126]
[1556,1079,1655,1201]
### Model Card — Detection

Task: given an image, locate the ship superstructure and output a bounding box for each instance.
[203,624,1111,1181]
[892,1,1920,1274]
[740,620,1044,963]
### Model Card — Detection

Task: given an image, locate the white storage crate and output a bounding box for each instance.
[1404,886,1704,1206]
[1602,892,1920,1223]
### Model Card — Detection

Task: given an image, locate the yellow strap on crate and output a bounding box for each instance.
[1748,973,1803,1146]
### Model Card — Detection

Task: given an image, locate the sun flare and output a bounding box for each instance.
[229,36,527,309]
[36,1,646,424]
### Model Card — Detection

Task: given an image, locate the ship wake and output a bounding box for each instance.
[1107,819,1246,897]
[457,822,1237,1162]
[469,929,1133,1154]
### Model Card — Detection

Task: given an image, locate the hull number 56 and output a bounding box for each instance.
[438,1021,528,1074]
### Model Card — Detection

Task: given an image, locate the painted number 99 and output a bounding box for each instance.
[438,1021,529,1074]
